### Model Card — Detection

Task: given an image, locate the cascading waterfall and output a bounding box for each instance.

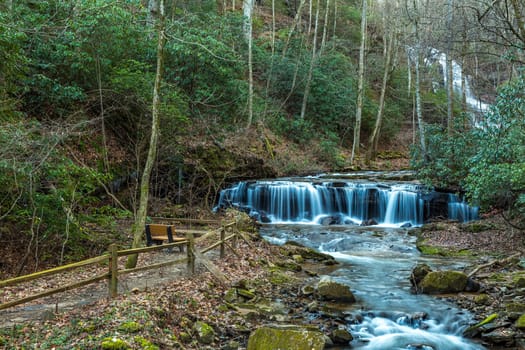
[448,193,479,222]
[215,177,478,226]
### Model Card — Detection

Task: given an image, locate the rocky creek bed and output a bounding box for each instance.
[0,214,524,349]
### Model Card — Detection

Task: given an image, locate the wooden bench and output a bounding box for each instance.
[145,224,185,252]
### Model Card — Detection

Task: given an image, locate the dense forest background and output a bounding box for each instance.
[0,0,523,274]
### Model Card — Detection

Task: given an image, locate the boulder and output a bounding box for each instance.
[193,321,215,345]
[317,276,356,303]
[418,270,468,294]
[247,324,325,350]
[410,263,432,288]
[330,327,353,344]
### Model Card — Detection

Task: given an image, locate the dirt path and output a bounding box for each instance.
[0,249,198,328]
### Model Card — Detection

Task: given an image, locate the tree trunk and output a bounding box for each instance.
[446,0,454,134]
[414,44,427,159]
[244,0,254,128]
[282,0,306,57]
[299,0,320,120]
[332,0,337,44]
[367,30,394,162]
[319,0,330,56]
[350,0,367,165]
[126,0,166,269]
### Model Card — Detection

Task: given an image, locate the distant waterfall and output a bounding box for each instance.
[215,178,478,226]
[429,49,490,115]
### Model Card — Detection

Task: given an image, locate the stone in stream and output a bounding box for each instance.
[316,276,356,303]
[246,324,325,350]
[418,270,469,294]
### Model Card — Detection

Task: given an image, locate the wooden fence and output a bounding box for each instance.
[0,220,240,311]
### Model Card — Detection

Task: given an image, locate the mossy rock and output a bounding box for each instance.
[419,271,468,294]
[411,263,432,286]
[237,288,256,300]
[506,303,525,313]
[133,336,159,350]
[247,324,325,350]
[101,337,131,350]
[474,294,491,305]
[461,222,493,233]
[282,243,337,263]
[317,276,356,302]
[269,270,296,285]
[118,321,142,333]
[416,238,473,257]
[515,314,525,329]
[193,321,215,345]
[275,259,302,272]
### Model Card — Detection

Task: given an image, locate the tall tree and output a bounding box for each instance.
[126,0,167,268]
[351,0,367,165]
[244,0,255,128]
[367,23,396,162]
[299,0,320,120]
[446,0,454,134]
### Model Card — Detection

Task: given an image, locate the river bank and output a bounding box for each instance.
[0,213,523,349]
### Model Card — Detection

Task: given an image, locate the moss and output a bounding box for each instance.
[419,271,468,294]
[474,294,491,305]
[462,222,493,233]
[506,303,525,313]
[193,321,215,344]
[269,270,294,285]
[477,313,499,327]
[118,321,142,333]
[416,238,474,257]
[0,336,6,346]
[515,314,525,329]
[247,324,325,350]
[101,337,131,350]
[134,336,159,350]
[464,313,499,336]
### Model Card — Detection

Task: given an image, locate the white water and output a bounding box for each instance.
[260,225,485,350]
[215,176,478,226]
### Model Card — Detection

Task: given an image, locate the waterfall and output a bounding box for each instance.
[448,193,479,222]
[432,49,490,113]
[215,177,479,226]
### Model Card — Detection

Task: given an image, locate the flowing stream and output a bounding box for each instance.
[260,224,485,350]
[217,173,484,349]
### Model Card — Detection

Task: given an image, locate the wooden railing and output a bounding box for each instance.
[0,220,240,311]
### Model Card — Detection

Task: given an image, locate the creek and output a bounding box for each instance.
[217,172,484,349]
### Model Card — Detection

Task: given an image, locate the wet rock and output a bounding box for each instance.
[465,277,481,292]
[330,327,353,344]
[316,276,356,303]
[418,270,468,294]
[246,324,325,350]
[481,328,516,347]
[410,263,433,288]
[463,313,499,338]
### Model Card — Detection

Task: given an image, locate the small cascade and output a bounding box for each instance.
[215,177,479,226]
[448,193,479,222]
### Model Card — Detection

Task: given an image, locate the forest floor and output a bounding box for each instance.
[0,213,523,349]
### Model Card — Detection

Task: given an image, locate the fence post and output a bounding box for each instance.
[186,232,195,275]
[108,244,118,298]
[220,226,225,258]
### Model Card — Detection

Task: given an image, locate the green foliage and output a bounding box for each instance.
[164,12,246,126]
[412,72,525,217]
